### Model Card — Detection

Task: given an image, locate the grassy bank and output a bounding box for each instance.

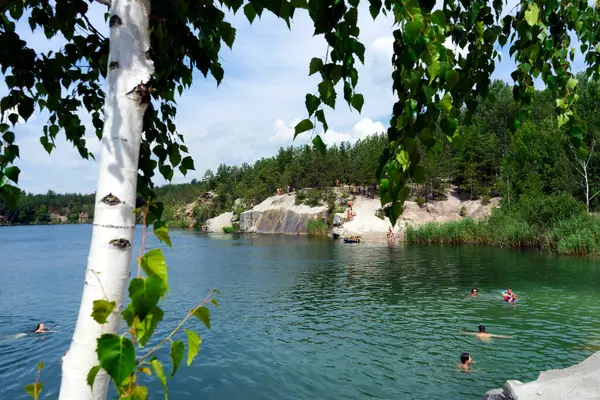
[307,219,329,236]
[406,194,600,256]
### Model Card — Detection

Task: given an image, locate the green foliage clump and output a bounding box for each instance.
[222,226,237,233]
[295,190,308,205]
[459,206,467,217]
[375,208,385,220]
[407,194,600,255]
[304,189,323,207]
[307,219,328,236]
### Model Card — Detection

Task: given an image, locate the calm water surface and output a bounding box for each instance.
[1,225,599,399]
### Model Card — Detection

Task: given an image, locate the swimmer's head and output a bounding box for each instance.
[478,324,486,333]
[460,352,471,364]
[471,288,478,295]
[506,288,512,294]
[33,323,45,332]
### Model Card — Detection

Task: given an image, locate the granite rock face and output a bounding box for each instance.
[238,194,328,234]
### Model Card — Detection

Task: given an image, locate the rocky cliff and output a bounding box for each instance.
[238,194,328,234]
[205,187,500,237]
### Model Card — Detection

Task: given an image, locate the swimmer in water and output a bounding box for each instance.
[471,288,478,297]
[32,323,48,333]
[458,352,472,372]
[508,293,518,303]
[503,288,513,301]
[464,325,512,340]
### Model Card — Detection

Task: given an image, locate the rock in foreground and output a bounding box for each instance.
[483,351,600,399]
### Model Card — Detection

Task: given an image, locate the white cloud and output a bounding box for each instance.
[269,117,385,145]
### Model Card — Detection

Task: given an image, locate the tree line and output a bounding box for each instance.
[2,74,600,226]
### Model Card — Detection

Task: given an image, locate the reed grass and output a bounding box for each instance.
[406,195,600,256]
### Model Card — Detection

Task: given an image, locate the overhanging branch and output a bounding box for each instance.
[95,0,111,7]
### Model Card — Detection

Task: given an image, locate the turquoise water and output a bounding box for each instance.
[1,225,600,399]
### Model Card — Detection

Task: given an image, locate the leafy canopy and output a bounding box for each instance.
[1,0,600,224]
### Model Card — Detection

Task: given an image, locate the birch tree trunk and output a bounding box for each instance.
[59,1,154,398]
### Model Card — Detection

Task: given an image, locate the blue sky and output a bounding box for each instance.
[0,0,588,194]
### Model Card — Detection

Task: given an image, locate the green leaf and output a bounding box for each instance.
[150,358,168,400]
[431,10,446,26]
[4,166,20,183]
[91,300,116,324]
[192,306,211,330]
[37,362,44,371]
[309,58,323,76]
[396,150,410,170]
[427,60,440,83]
[136,307,164,347]
[154,226,172,247]
[524,3,539,26]
[124,385,148,400]
[8,113,19,125]
[184,329,202,366]
[440,93,453,114]
[413,165,426,184]
[87,365,101,390]
[557,113,570,128]
[351,94,364,113]
[445,70,460,90]
[566,78,578,89]
[243,3,257,23]
[18,97,34,121]
[0,184,21,208]
[404,15,424,43]
[318,80,336,108]
[24,383,43,399]
[294,119,314,139]
[305,94,320,116]
[140,248,169,293]
[96,334,136,386]
[440,117,458,137]
[312,135,326,154]
[170,341,184,377]
[219,22,236,49]
[181,156,195,171]
[315,109,328,131]
[129,276,164,321]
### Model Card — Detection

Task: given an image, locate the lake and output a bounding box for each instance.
[1,225,599,399]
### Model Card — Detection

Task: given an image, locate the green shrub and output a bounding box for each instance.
[416,197,425,207]
[459,205,467,217]
[307,218,328,236]
[375,208,385,220]
[295,190,307,205]
[222,226,237,233]
[305,189,323,207]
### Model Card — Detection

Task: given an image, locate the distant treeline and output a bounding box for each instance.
[2,74,600,228]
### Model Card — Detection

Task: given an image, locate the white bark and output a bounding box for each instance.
[59,1,154,399]
[568,140,597,213]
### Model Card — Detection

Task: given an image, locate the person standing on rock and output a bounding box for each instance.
[387,227,394,240]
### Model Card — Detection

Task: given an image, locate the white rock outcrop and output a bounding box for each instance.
[238,194,328,234]
[205,212,234,233]
[483,351,600,399]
